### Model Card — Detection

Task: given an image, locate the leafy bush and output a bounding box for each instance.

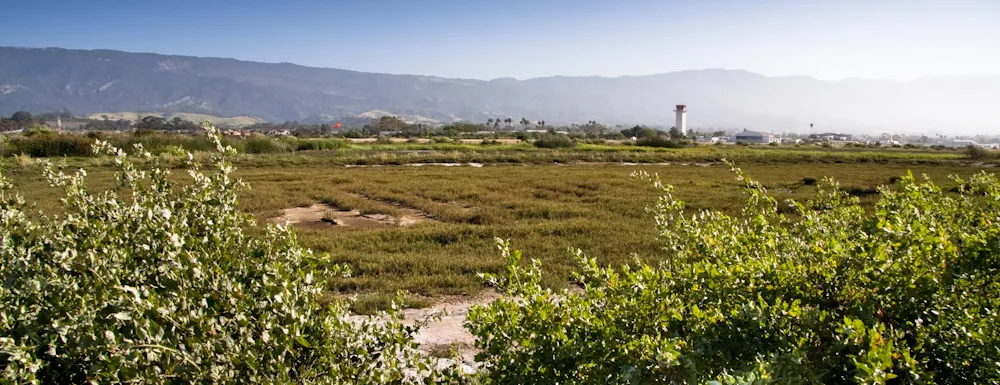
[375,135,394,144]
[966,145,989,160]
[480,138,501,146]
[430,136,453,144]
[468,164,1000,384]
[243,135,293,154]
[532,134,575,149]
[160,144,188,157]
[24,125,53,137]
[7,133,94,157]
[109,133,216,155]
[636,136,685,148]
[295,138,348,151]
[0,128,462,384]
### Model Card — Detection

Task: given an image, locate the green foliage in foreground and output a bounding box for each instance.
[0,129,462,384]
[468,164,1000,384]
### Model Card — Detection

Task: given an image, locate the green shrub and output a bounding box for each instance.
[85,131,108,140]
[430,136,453,144]
[375,135,394,144]
[468,164,1000,384]
[0,128,463,384]
[160,144,188,157]
[108,133,216,155]
[636,136,685,148]
[7,133,93,157]
[295,138,348,151]
[480,138,501,146]
[966,145,988,160]
[532,134,575,149]
[243,135,292,154]
[24,125,53,137]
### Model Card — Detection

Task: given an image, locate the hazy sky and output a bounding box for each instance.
[1,0,997,80]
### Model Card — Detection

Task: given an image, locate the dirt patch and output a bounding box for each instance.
[270,203,436,229]
[349,291,501,365]
[270,204,334,225]
[346,163,484,168]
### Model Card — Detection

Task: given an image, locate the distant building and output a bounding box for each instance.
[816,132,852,141]
[730,130,774,144]
[697,136,726,144]
[674,105,687,135]
[949,139,993,148]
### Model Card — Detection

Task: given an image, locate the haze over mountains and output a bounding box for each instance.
[1,46,997,135]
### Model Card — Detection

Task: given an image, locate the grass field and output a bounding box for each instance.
[3,150,992,313]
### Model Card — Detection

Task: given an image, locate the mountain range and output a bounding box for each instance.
[1,46,998,134]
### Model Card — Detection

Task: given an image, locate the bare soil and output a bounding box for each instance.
[349,291,501,364]
[271,203,436,229]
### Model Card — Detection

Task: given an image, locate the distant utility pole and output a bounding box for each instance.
[810,123,814,136]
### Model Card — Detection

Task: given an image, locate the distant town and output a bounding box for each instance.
[1,109,998,150]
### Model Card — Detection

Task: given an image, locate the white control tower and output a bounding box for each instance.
[674,104,687,135]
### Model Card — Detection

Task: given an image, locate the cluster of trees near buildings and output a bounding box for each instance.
[3,110,731,144]
[0,111,49,131]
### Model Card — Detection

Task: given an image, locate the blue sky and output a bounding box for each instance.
[1,0,997,80]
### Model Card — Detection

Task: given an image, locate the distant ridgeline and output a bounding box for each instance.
[3,47,1000,133]
[0,110,378,133]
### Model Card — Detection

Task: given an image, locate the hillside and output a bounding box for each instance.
[86,112,263,127]
[2,47,999,134]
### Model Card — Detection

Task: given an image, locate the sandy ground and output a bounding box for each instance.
[346,292,502,370]
[270,203,436,229]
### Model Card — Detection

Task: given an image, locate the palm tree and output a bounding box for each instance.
[520,118,530,130]
[487,118,494,127]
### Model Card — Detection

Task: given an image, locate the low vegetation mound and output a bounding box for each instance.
[0,128,462,384]
[636,136,686,148]
[532,134,575,149]
[468,163,1000,384]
